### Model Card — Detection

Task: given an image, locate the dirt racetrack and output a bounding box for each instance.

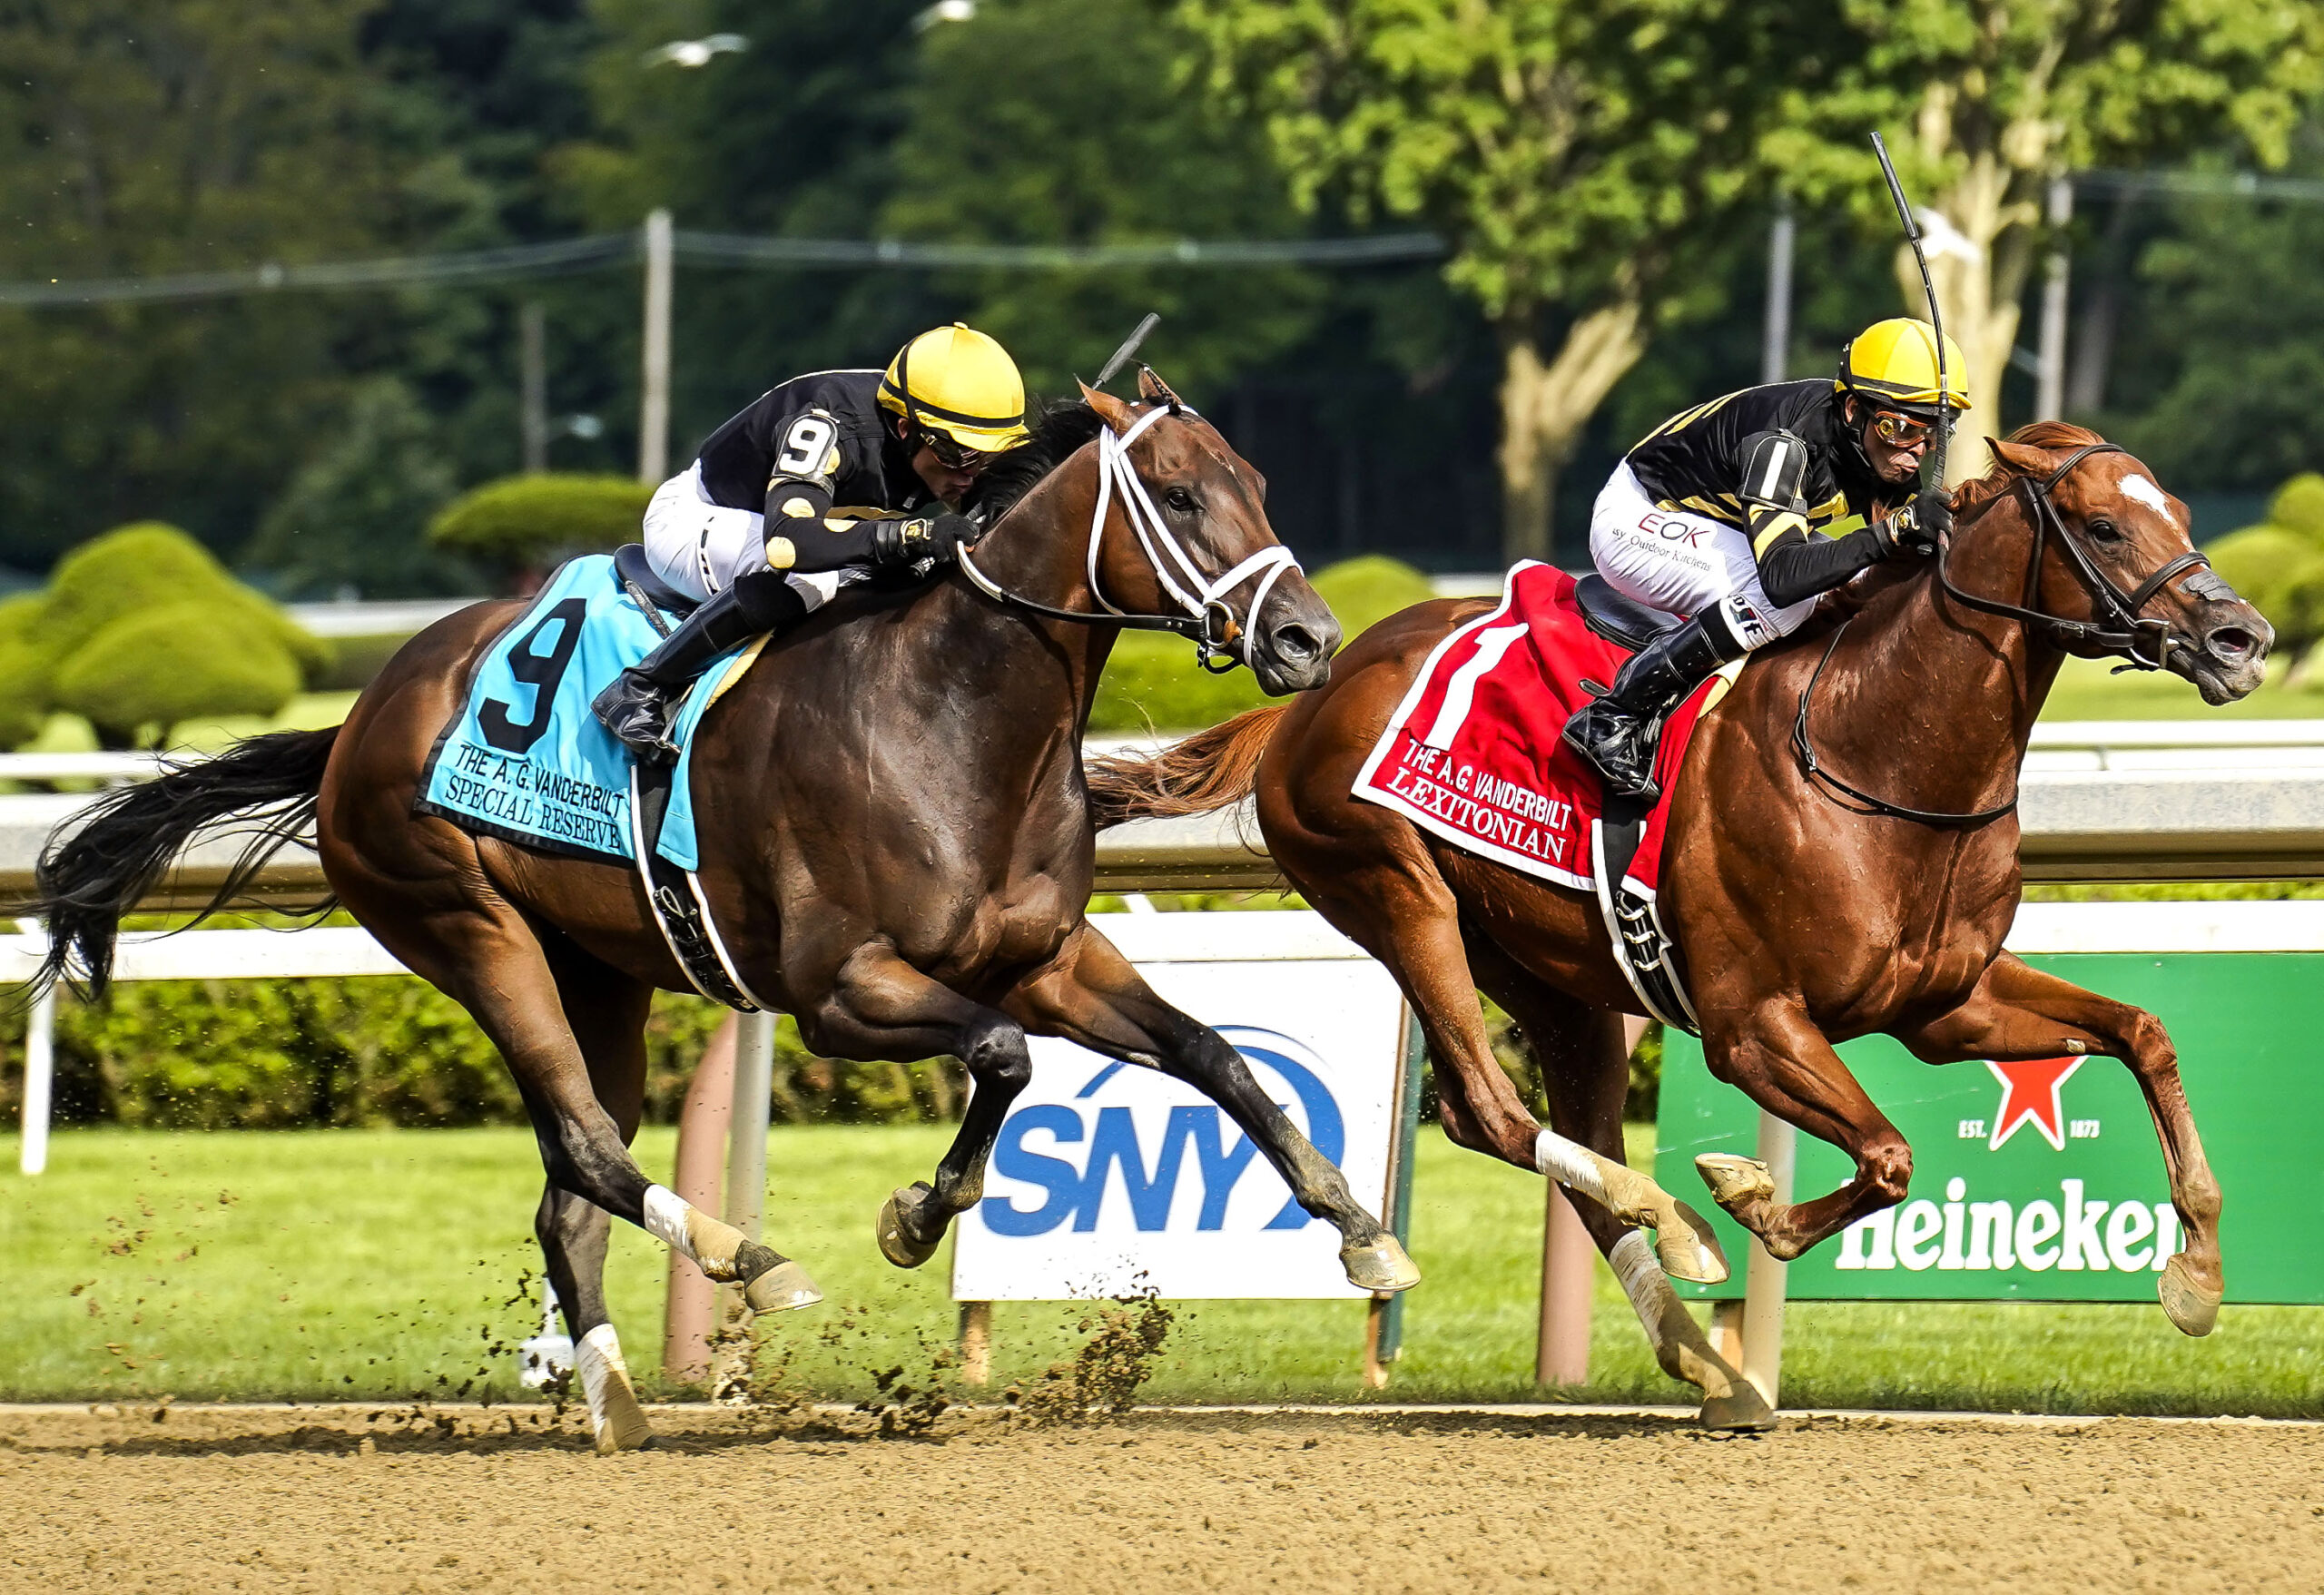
[4,1403,2319,1593]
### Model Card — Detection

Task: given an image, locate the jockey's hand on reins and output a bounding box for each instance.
[874,512,977,568]
[1873,489,1948,558]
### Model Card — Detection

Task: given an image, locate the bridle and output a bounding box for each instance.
[1794,440,2213,827]
[955,401,1300,673]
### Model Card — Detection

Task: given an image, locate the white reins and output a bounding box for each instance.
[957,402,1301,671]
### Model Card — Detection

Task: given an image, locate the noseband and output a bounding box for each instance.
[1794,441,2212,827]
[956,403,1299,673]
[1936,440,2212,673]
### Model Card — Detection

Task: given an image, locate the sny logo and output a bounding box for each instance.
[979,1028,1343,1237]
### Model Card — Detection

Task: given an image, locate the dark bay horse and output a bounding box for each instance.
[33,375,1417,1452]
[1090,424,2270,1429]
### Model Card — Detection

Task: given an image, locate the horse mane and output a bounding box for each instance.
[964,398,1108,525]
[1953,420,2107,513]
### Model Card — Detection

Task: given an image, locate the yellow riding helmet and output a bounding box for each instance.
[877,323,1033,455]
[1836,317,1973,415]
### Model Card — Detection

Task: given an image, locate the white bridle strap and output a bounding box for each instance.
[1086,406,1300,662]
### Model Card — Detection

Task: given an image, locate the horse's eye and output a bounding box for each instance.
[2088,517,2122,545]
[1165,487,1197,515]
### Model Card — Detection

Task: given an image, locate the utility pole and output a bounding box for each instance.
[639,208,674,485]
[520,301,548,474]
[1762,202,1795,386]
[2035,178,2073,422]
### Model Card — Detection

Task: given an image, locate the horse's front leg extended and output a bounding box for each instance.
[1003,928,1418,1293]
[1893,952,2222,1336]
[793,945,1034,1268]
[1695,1000,1915,1260]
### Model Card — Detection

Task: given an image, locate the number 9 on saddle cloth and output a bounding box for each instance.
[415,550,766,1009]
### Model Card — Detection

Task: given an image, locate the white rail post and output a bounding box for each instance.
[2035,177,2073,422]
[1738,1109,1797,1407]
[710,1009,774,1393]
[638,208,674,485]
[661,1014,738,1383]
[19,979,54,1176]
[1762,202,1796,385]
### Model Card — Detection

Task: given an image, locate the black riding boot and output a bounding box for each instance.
[1561,614,1742,803]
[592,571,809,763]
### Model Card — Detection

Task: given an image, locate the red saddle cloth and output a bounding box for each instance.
[1351,560,1723,900]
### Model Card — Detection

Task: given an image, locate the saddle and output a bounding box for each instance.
[610,545,764,1013]
[1572,574,1682,653]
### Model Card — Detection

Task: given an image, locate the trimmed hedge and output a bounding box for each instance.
[427,474,655,564]
[0,980,965,1132]
[1,524,330,748]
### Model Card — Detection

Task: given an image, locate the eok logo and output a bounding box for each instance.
[980,1027,1344,1237]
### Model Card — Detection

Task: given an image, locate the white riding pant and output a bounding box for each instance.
[641,464,864,611]
[1587,461,1815,652]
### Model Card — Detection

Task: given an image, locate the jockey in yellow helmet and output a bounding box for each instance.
[594,323,1034,761]
[1562,317,1972,801]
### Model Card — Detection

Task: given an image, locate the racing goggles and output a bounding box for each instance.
[1868,409,1937,448]
[915,428,995,471]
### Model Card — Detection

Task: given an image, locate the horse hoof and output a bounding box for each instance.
[1699,1381,1776,1433]
[877,1183,943,1269]
[744,1258,823,1314]
[1655,1203,1730,1285]
[2159,1253,2221,1337]
[1341,1234,1421,1293]
[592,1388,657,1456]
[1694,1154,1774,1214]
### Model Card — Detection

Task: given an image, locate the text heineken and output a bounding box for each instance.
[1656,951,2324,1305]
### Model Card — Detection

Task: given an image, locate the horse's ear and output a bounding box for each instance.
[1078,380,1137,433]
[1988,437,2053,476]
[1137,365,1183,409]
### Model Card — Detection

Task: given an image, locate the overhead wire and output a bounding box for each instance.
[0,229,1447,309]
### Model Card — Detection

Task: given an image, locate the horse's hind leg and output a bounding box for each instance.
[789,945,1037,1268]
[1004,928,1416,1292]
[531,943,655,1452]
[1476,952,1769,1432]
[1894,953,2223,1337]
[1283,822,1720,1282]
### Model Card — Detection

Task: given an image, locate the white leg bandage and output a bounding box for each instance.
[1535,1130,1611,1207]
[575,1322,629,1430]
[642,1185,693,1254]
[641,1183,745,1279]
[1610,1229,1669,1344]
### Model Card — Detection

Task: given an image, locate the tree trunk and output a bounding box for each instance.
[1498,299,1647,566]
[1895,90,2053,484]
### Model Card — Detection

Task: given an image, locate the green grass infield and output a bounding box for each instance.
[4,1124,2320,1415]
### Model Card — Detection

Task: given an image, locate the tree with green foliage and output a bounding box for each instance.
[1176,0,1839,564]
[6,524,330,748]
[2115,136,2324,489]
[881,0,1325,400]
[1782,0,2322,478]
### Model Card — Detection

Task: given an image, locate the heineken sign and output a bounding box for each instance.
[1657,951,2324,1305]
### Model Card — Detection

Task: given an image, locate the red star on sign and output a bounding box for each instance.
[1984,1057,2083,1151]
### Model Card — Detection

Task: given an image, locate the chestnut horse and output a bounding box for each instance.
[32,377,1417,1452]
[1091,425,2270,1429]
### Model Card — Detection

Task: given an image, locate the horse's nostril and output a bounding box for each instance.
[1273,624,1320,662]
[2206,625,2257,661]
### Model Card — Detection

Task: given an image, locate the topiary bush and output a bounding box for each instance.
[6,524,331,748]
[2206,523,2324,665]
[428,474,655,566]
[2267,473,2324,542]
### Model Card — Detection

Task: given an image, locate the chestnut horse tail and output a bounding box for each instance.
[1087,705,1288,832]
[28,725,341,999]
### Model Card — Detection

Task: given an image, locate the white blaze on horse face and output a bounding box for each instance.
[2118,473,2177,525]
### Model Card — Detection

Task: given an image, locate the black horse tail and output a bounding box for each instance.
[1086,705,1288,832]
[28,724,341,999]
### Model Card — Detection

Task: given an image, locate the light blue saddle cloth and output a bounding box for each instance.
[415,556,739,871]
